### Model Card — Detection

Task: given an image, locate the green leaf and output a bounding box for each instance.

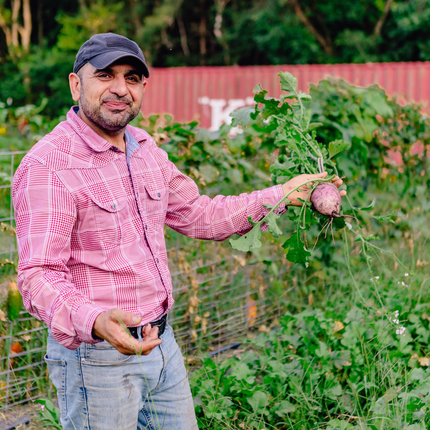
[269,157,297,174]
[274,400,296,417]
[332,216,346,230]
[332,350,352,369]
[328,139,350,158]
[297,91,311,101]
[253,83,263,94]
[326,419,354,430]
[264,211,283,237]
[372,211,396,224]
[230,107,255,127]
[231,362,256,384]
[229,219,263,252]
[364,90,393,118]
[195,128,211,143]
[282,232,311,267]
[308,122,323,130]
[253,88,281,119]
[315,340,330,358]
[278,72,298,95]
[248,390,268,413]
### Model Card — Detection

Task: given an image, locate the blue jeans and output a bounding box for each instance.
[45,324,199,430]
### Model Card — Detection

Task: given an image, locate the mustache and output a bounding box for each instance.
[102,97,133,104]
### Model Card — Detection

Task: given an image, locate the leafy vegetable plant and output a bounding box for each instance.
[228,72,380,267]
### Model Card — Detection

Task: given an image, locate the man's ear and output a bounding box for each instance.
[69,73,81,102]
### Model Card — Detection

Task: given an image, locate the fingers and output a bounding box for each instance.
[110,308,142,326]
[314,171,328,178]
[330,176,347,197]
[94,309,162,356]
[331,176,343,188]
[114,325,161,355]
[143,324,159,339]
[117,336,162,356]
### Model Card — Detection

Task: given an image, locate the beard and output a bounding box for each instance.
[79,86,141,133]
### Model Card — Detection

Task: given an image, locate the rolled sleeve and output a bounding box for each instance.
[261,184,287,215]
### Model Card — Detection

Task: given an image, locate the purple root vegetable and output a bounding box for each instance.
[310,182,356,245]
[310,182,341,216]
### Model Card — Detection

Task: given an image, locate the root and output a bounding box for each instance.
[313,212,359,249]
[313,219,330,250]
[330,217,335,244]
[332,213,359,223]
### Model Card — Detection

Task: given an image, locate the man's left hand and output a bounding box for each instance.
[282,172,346,206]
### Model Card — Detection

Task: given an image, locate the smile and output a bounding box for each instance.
[103,101,130,110]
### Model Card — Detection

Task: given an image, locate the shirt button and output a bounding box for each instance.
[145,225,148,230]
[156,258,159,263]
[157,192,161,198]
[111,204,117,210]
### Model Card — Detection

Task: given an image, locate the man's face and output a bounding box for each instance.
[70,60,146,133]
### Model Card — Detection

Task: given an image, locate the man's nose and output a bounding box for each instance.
[109,75,128,97]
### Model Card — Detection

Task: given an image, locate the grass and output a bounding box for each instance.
[190,186,430,429]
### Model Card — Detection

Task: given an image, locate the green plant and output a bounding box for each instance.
[36,398,62,429]
[227,72,401,272]
[192,301,430,429]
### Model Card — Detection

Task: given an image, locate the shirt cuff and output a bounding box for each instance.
[72,304,106,344]
[261,184,287,215]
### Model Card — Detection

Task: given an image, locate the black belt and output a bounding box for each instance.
[128,314,167,339]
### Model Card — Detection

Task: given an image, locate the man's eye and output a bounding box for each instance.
[98,73,111,78]
[127,76,139,83]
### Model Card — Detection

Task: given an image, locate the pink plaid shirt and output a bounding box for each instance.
[13,107,284,350]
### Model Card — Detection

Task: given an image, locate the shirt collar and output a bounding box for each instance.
[67,107,112,153]
[66,106,149,153]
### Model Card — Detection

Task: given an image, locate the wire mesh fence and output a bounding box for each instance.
[0,149,290,420]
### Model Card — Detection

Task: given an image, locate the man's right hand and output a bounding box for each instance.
[92,309,162,355]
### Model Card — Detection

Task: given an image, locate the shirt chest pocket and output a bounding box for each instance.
[90,195,128,246]
[142,184,167,229]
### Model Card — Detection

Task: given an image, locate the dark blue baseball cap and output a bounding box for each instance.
[73,33,150,78]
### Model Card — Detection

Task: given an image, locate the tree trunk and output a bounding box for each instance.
[0,14,12,52]
[177,13,190,56]
[199,0,207,65]
[213,0,231,65]
[373,0,394,38]
[20,0,32,52]
[0,0,33,59]
[11,0,21,48]
[38,0,43,48]
[289,0,333,56]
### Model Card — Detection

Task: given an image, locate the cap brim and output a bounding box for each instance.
[89,51,150,78]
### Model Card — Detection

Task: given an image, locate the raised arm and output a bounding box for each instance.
[164,157,285,241]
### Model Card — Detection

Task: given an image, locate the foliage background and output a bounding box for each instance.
[1,0,430,116]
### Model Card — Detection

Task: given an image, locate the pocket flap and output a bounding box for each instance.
[90,195,127,212]
[144,185,166,201]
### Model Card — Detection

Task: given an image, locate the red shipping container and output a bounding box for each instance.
[142,62,430,130]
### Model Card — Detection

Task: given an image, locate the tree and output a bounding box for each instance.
[2,0,430,113]
[0,0,32,60]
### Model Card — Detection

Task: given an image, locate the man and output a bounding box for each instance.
[13,33,345,430]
